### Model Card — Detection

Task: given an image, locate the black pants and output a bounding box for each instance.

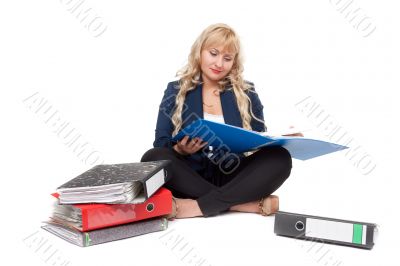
[141,147,292,217]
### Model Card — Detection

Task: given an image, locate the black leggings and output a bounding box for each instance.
[141,146,292,217]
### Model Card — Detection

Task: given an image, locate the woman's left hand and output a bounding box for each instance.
[282,125,304,137]
[282,132,304,137]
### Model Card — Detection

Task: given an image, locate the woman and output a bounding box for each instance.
[141,23,293,219]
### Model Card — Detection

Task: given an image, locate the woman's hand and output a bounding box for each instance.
[173,136,208,155]
[282,132,304,137]
[282,125,304,137]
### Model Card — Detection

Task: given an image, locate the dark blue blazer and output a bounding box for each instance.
[153,80,266,183]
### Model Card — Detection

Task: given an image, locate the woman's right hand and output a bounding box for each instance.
[173,136,208,155]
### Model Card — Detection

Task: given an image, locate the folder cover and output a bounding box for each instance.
[42,217,168,247]
[51,187,172,231]
[274,211,377,249]
[57,160,171,204]
[172,119,347,160]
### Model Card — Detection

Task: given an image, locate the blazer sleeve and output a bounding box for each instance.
[247,84,267,132]
[153,82,178,148]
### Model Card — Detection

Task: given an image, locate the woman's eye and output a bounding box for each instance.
[224,58,232,61]
[210,51,217,56]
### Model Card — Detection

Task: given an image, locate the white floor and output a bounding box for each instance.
[6,149,399,266]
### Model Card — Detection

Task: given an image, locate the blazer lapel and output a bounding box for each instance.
[221,87,242,127]
[182,83,203,127]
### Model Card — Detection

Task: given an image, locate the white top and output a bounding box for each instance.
[203,112,225,158]
[203,112,225,124]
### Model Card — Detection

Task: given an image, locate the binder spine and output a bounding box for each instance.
[81,209,88,232]
[43,218,168,247]
[274,211,376,249]
[84,218,168,246]
[79,188,172,231]
[144,167,166,199]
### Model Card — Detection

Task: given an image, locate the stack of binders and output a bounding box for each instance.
[42,160,173,247]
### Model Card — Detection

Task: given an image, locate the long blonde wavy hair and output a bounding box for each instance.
[172,23,266,136]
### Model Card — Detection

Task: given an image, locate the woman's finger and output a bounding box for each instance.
[189,138,198,148]
[186,139,198,151]
[180,135,189,146]
[192,141,207,152]
[179,137,194,153]
[200,141,208,148]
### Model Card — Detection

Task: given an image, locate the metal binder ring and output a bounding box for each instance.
[295,221,305,231]
[146,202,155,212]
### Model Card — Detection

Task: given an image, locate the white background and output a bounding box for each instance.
[1,1,399,265]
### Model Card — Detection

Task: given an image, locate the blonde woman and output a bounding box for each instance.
[141,23,292,219]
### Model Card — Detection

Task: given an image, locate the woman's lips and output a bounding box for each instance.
[211,68,222,74]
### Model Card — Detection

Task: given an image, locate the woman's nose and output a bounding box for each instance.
[215,56,224,68]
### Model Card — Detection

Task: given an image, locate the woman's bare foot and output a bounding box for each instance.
[173,198,203,219]
[260,195,279,216]
[229,195,279,216]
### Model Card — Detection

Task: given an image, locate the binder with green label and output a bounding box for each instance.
[274,211,377,249]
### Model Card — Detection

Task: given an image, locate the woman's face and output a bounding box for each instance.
[200,45,235,84]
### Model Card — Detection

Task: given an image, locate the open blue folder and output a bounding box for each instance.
[172,119,348,160]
